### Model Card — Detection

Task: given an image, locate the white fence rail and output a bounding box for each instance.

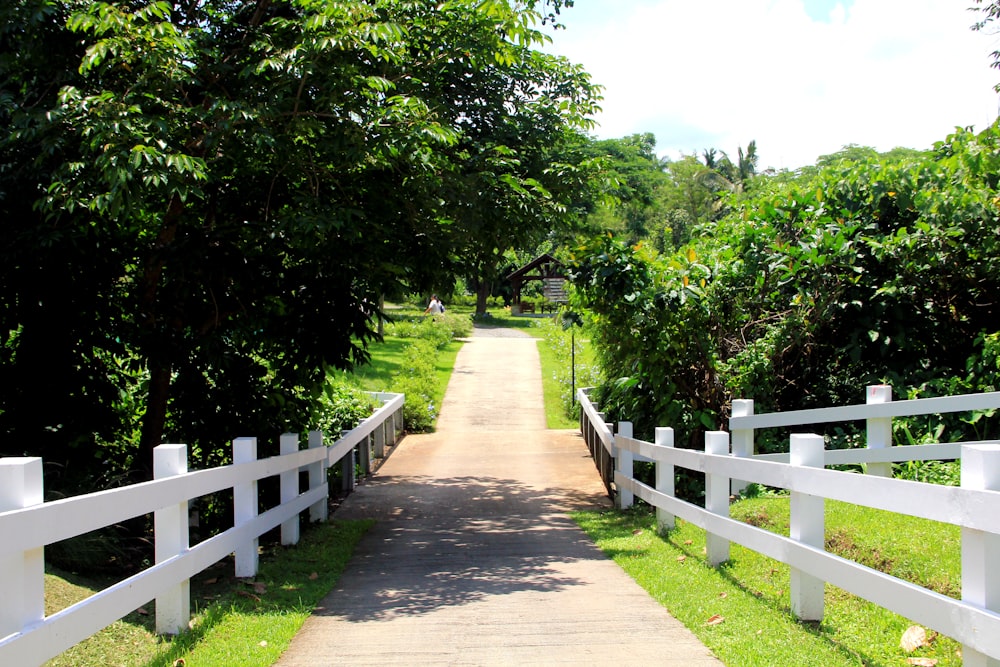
[579,385,1000,665]
[0,392,404,667]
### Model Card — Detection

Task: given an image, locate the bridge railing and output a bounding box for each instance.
[578,387,615,495]
[0,392,403,667]
[579,385,1000,664]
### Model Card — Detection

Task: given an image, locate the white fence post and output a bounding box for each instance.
[790,433,826,621]
[395,393,405,436]
[616,421,634,509]
[654,427,675,532]
[866,385,893,477]
[359,433,372,475]
[341,439,355,493]
[280,433,300,546]
[392,399,402,443]
[731,399,754,495]
[308,430,328,523]
[603,415,614,490]
[374,420,386,459]
[233,437,259,577]
[705,431,731,566]
[153,444,190,635]
[961,444,1000,667]
[0,457,44,640]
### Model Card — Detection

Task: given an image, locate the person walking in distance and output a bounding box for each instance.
[424,294,444,316]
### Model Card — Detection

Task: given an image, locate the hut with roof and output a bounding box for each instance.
[506,253,568,314]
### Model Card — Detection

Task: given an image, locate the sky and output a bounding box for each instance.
[541,0,1000,170]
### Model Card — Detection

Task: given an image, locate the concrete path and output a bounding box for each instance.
[275,326,722,666]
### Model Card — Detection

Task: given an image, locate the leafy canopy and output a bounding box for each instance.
[0,0,599,482]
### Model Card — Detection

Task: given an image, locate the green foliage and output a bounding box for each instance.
[571,123,1000,458]
[395,339,440,433]
[893,459,961,486]
[390,311,472,348]
[0,0,600,495]
[312,377,376,436]
[587,133,671,243]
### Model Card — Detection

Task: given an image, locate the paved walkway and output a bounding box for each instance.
[276,326,721,666]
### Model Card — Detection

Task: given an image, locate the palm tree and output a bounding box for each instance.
[699,140,758,194]
[737,140,758,184]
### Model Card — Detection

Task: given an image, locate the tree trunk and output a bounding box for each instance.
[377,293,385,337]
[136,194,184,479]
[139,363,172,478]
[476,281,490,315]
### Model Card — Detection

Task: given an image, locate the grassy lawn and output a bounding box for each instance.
[44,520,372,666]
[573,499,963,667]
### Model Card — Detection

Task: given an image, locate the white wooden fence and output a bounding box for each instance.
[580,385,1000,666]
[0,392,403,667]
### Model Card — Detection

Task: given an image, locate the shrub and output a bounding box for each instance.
[395,339,439,432]
[893,459,960,486]
[571,124,1000,455]
[437,310,473,340]
[389,311,470,349]
[313,375,376,436]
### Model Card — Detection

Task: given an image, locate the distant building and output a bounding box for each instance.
[506,254,567,314]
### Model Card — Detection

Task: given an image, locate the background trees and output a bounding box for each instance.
[569,125,1000,453]
[584,133,669,243]
[0,0,599,483]
[574,135,761,255]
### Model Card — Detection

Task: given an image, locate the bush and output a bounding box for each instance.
[571,124,1000,453]
[893,459,960,486]
[395,339,439,432]
[313,375,376,436]
[389,311,471,349]
[437,310,473,340]
[367,306,468,433]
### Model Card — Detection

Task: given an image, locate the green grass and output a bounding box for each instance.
[572,500,963,666]
[430,340,462,409]
[473,311,542,329]
[536,325,579,429]
[350,336,461,411]
[533,318,599,430]
[44,520,373,666]
[351,337,408,388]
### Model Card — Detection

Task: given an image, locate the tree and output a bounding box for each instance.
[972,0,1000,90]
[661,155,715,244]
[699,140,757,193]
[423,41,602,314]
[584,133,670,244]
[0,0,598,480]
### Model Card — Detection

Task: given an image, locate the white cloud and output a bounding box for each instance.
[543,0,1000,169]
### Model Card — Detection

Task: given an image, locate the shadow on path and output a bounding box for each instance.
[315,474,610,622]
